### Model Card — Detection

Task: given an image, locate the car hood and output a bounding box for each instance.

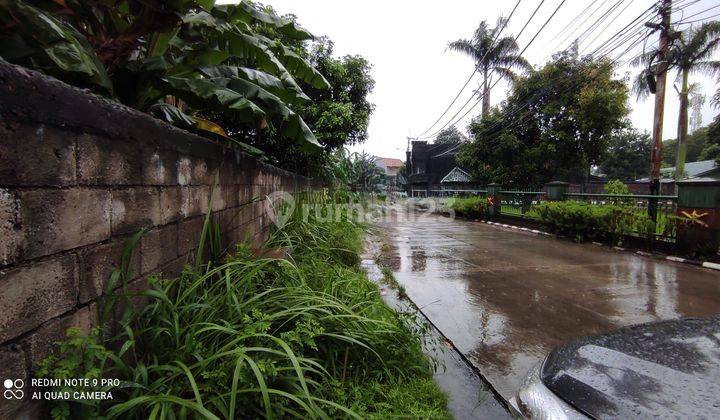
[541,316,720,419]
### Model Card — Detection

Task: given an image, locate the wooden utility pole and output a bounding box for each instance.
[648,0,672,222]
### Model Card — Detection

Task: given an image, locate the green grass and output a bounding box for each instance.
[38,195,449,419]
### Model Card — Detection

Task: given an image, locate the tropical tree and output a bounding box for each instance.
[197,36,375,176]
[345,152,385,192]
[632,21,720,181]
[449,17,531,116]
[0,0,330,152]
[599,128,652,181]
[458,50,628,187]
[435,126,468,144]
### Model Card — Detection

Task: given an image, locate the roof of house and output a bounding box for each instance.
[660,159,717,177]
[375,157,404,168]
[440,167,471,183]
[636,159,718,181]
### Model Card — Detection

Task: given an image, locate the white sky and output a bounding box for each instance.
[223,0,720,160]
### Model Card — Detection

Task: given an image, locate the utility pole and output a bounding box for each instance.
[647,0,672,222]
[406,136,414,196]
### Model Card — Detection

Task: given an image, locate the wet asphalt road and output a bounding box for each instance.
[376,207,720,404]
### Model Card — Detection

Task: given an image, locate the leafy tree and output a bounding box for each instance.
[345,152,384,192]
[435,126,468,144]
[702,114,720,162]
[600,128,652,181]
[299,38,375,151]
[458,50,628,187]
[449,17,531,116]
[603,179,630,195]
[197,34,374,176]
[632,21,720,181]
[0,0,329,151]
[661,125,720,166]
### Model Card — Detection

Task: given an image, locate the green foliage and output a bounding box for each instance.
[448,196,488,219]
[0,0,327,150]
[531,201,654,244]
[458,49,629,188]
[38,195,447,419]
[599,128,652,180]
[201,37,375,176]
[632,22,720,177]
[434,126,467,145]
[449,17,531,115]
[338,151,386,192]
[603,180,630,195]
[661,126,718,167]
[36,328,110,420]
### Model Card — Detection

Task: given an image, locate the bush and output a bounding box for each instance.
[531,200,654,243]
[448,196,487,218]
[38,196,448,419]
[603,180,630,195]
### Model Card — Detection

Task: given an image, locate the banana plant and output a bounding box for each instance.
[0,0,330,150]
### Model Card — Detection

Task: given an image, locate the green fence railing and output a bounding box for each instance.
[499,190,546,218]
[563,193,679,240]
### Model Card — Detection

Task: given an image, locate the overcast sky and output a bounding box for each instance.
[223,0,720,160]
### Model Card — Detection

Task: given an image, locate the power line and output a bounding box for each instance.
[422,0,569,138]
[550,0,613,53]
[545,0,602,52]
[469,3,660,139]
[574,0,631,49]
[417,0,547,140]
[413,0,523,138]
[676,11,720,25]
[515,0,548,42]
[591,1,661,56]
[675,3,720,22]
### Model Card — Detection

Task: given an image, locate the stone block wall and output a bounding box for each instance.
[0,60,322,417]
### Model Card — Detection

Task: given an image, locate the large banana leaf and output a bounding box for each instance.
[164,76,265,123]
[0,0,113,93]
[215,2,314,41]
[265,42,331,90]
[219,74,321,148]
[200,65,309,105]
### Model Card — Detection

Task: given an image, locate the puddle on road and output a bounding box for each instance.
[362,239,512,420]
[376,207,720,403]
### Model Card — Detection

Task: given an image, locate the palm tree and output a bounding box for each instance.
[632,21,720,181]
[449,17,531,117]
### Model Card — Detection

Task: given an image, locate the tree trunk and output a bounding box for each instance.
[675,68,689,183]
[482,70,490,117]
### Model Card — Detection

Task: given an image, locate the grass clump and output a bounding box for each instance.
[38,195,448,419]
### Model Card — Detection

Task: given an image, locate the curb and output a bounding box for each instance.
[474,218,719,272]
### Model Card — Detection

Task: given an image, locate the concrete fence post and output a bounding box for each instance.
[676,179,720,254]
[545,181,569,201]
[487,183,502,218]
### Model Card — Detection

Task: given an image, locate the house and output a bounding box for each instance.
[406,141,476,194]
[636,159,720,182]
[374,156,404,187]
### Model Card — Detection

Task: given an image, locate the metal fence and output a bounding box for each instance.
[499,190,546,218]
[564,193,678,240]
[410,189,487,197]
[415,187,680,242]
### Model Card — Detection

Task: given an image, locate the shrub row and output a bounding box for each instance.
[530,200,655,243]
[447,196,488,219]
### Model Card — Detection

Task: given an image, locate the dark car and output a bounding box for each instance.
[515,316,720,419]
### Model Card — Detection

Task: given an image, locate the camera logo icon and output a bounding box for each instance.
[3,379,24,400]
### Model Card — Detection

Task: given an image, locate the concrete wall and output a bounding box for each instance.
[0,60,321,417]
